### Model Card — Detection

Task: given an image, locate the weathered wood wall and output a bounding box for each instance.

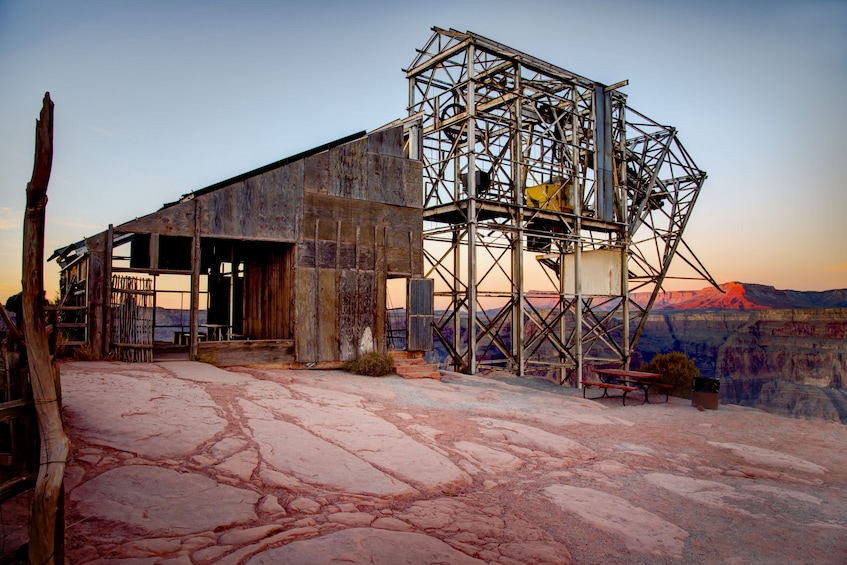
[68,125,424,363]
[198,339,295,367]
[294,129,423,363]
[295,239,382,363]
[119,163,304,242]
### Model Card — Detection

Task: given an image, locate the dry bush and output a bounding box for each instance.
[195,352,218,365]
[343,351,394,377]
[638,351,699,399]
[69,345,103,361]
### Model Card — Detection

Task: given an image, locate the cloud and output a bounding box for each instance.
[824,263,847,273]
[0,209,98,232]
[51,219,102,231]
[0,208,21,230]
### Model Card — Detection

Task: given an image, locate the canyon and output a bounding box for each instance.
[634,283,847,423]
[7,282,842,424]
[430,282,847,424]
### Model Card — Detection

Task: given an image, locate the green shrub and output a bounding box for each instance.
[343,351,394,377]
[638,351,699,399]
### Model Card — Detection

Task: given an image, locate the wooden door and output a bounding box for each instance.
[407,278,433,351]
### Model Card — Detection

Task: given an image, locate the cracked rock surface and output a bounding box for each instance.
[45,360,847,563]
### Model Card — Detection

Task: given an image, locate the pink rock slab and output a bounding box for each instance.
[70,466,260,536]
[245,528,486,564]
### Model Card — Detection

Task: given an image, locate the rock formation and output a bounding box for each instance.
[635,286,847,423]
[632,281,847,310]
[56,360,847,563]
[715,309,847,422]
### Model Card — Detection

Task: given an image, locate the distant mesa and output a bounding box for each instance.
[497,282,847,424]
[638,282,847,311]
[522,282,847,312]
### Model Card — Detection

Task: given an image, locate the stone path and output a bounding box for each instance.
[46,361,847,563]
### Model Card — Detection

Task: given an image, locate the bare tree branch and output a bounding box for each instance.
[22,91,68,565]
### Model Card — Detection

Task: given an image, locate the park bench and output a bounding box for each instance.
[648,382,672,403]
[582,367,671,405]
[579,380,639,405]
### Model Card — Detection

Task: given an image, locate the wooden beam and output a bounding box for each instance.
[0,399,31,422]
[0,304,24,346]
[149,232,159,270]
[0,473,37,504]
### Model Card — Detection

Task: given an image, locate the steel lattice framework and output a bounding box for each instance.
[406,28,717,381]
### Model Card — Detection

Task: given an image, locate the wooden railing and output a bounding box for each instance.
[0,345,39,560]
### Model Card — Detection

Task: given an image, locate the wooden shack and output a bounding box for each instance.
[51,126,432,365]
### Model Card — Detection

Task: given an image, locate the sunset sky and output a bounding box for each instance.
[1,0,845,302]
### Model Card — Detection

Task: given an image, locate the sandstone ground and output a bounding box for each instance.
[14,360,846,563]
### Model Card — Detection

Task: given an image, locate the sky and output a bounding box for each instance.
[1,0,846,303]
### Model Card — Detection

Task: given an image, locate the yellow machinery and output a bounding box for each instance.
[525,180,572,212]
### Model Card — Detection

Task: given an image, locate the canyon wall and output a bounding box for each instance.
[634,311,755,377]
[635,308,847,423]
[426,283,847,423]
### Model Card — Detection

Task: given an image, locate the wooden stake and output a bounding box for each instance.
[22,92,69,565]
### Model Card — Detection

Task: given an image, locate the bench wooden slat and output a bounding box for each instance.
[580,381,637,392]
[580,380,640,406]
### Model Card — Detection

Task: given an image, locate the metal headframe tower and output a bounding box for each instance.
[407,28,717,382]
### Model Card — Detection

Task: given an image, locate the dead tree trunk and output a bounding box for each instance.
[22,92,69,565]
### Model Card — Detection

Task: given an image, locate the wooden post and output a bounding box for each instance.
[190,199,201,360]
[376,226,387,353]
[104,224,114,356]
[22,92,69,564]
[85,233,107,357]
[314,219,321,361]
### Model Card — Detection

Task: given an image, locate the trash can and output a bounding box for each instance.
[691,377,720,410]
